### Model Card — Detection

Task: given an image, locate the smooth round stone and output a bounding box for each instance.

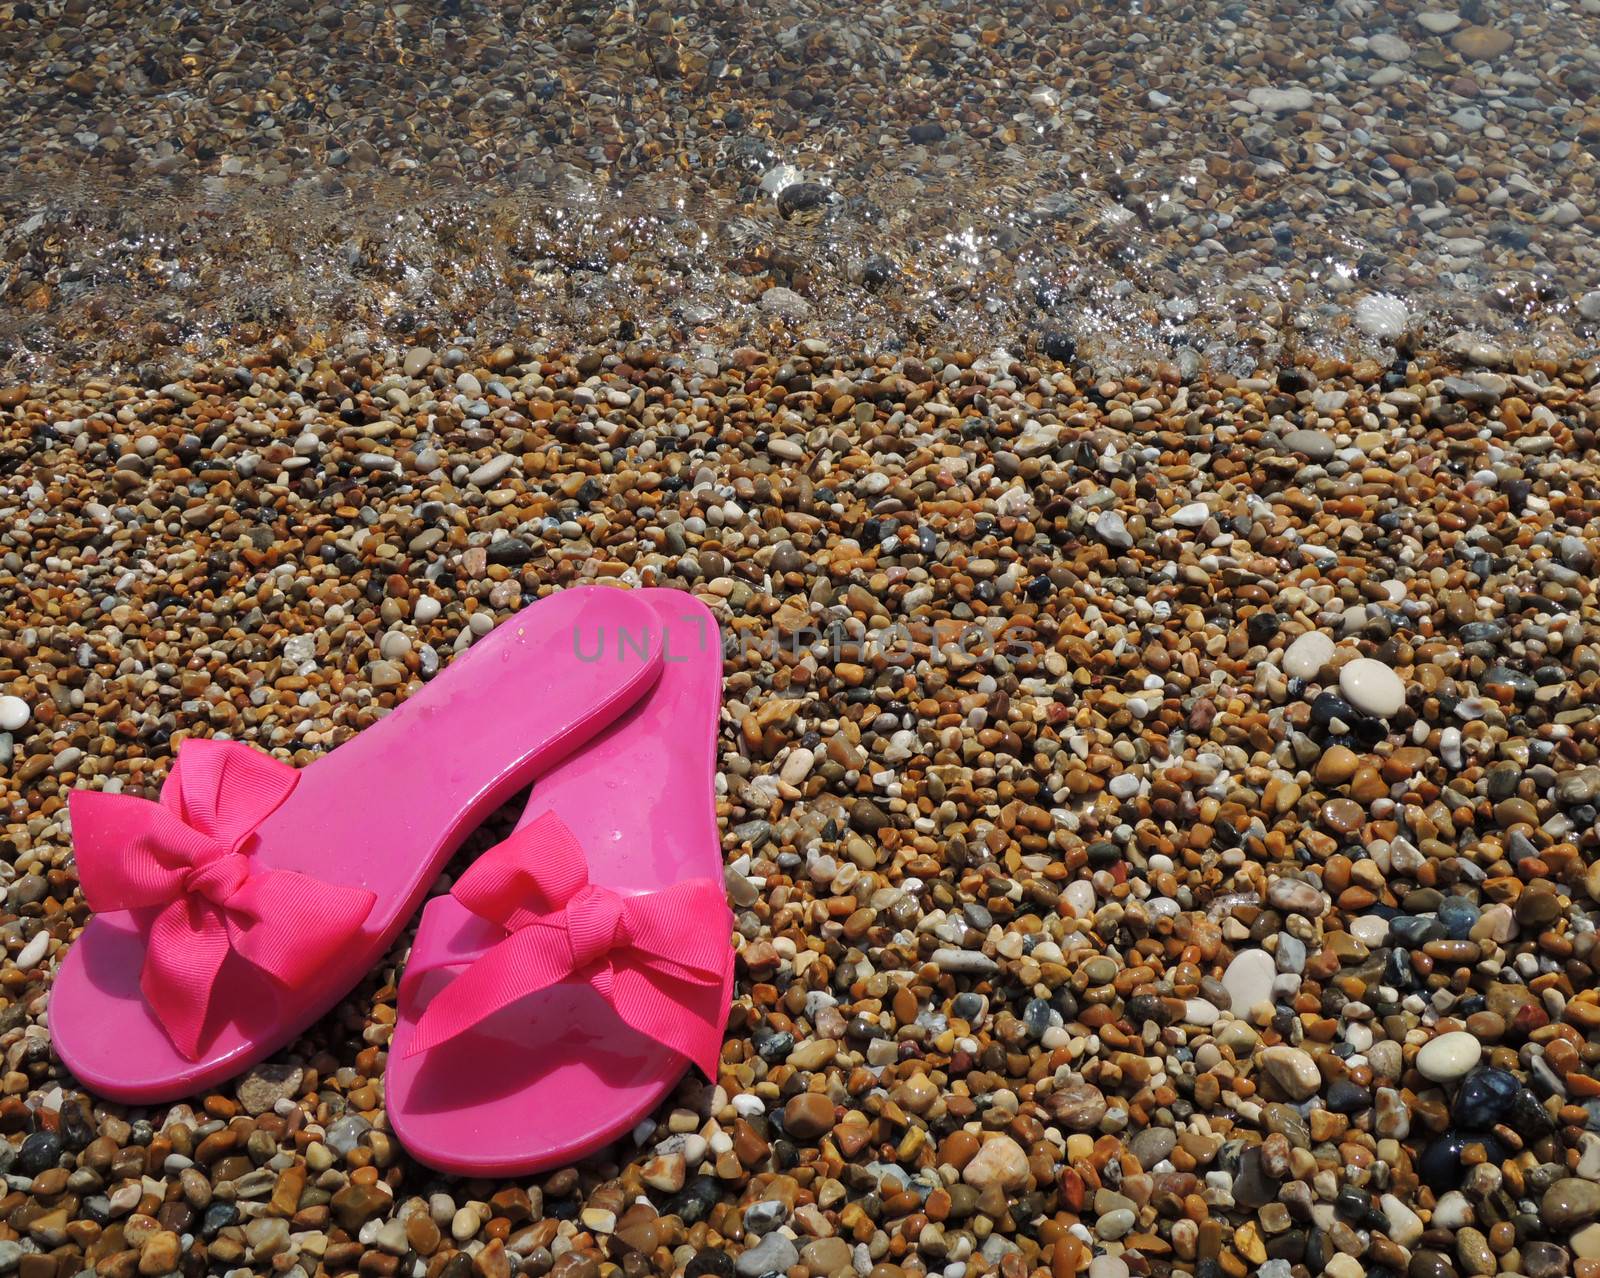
[414,596,442,624]
[800,1239,853,1277]
[1095,1209,1136,1240]
[1128,1128,1176,1169]
[1321,798,1364,834]
[1281,429,1334,462]
[1267,878,1326,916]
[1222,948,1276,1014]
[1260,1046,1320,1100]
[1283,631,1334,678]
[1451,24,1514,58]
[1249,85,1313,113]
[0,696,30,732]
[961,1135,1029,1191]
[1349,915,1390,947]
[1544,1178,1600,1229]
[1381,1193,1424,1246]
[1437,897,1480,939]
[1416,1031,1481,1083]
[783,1094,835,1140]
[736,1233,799,1278]
[1184,998,1220,1026]
[1431,1191,1471,1231]
[1339,658,1407,718]
[1410,1249,1461,1278]
[1062,881,1095,918]
[1093,511,1132,549]
[1083,956,1118,985]
[1173,501,1210,527]
[1090,1259,1130,1278]
[1522,1242,1573,1278]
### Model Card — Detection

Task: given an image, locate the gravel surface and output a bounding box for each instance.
[2,339,1600,1278]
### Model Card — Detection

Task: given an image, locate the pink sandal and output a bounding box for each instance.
[386,589,731,1175]
[50,587,667,1103]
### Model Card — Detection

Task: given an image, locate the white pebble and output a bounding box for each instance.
[1415,1030,1481,1083]
[1184,998,1220,1026]
[1440,726,1462,769]
[1248,86,1313,113]
[1367,33,1411,61]
[1354,293,1412,340]
[14,932,48,969]
[1339,657,1407,718]
[1381,1194,1424,1247]
[1221,948,1276,1014]
[1283,632,1334,679]
[1062,880,1096,918]
[1433,1191,1471,1230]
[414,596,441,624]
[0,696,30,733]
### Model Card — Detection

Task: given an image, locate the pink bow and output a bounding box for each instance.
[405,811,731,1075]
[69,738,377,1060]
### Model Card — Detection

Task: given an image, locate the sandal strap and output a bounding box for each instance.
[402,811,731,1075]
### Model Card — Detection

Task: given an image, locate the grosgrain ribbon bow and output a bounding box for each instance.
[405,811,731,1075]
[68,738,377,1060]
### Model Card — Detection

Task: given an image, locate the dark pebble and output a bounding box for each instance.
[1041,331,1076,362]
[1390,916,1446,947]
[1418,1132,1508,1191]
[952,992,987,1022]
[486,538,536,566]
[17,1130,61,1175]
[1409,1251,1460,1278]
[1310,692,1357,729]
[668,1177,721,1225]
[1326,1078,1372,1115]
[1436,897,1480,938]
[1451,1067,1519,1129]
[686,1251,736,1278]
[201,1203,240,1238]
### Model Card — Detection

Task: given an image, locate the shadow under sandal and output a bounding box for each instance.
[387,589,730,1176]
[49,586,666,1103]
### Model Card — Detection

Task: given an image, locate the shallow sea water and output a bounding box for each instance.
[2,0,1598,378]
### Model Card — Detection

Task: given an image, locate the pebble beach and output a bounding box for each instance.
[3,3,1600,1278]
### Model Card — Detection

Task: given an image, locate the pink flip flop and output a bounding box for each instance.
[386,589,731,1176]
[50,587,667,1103]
